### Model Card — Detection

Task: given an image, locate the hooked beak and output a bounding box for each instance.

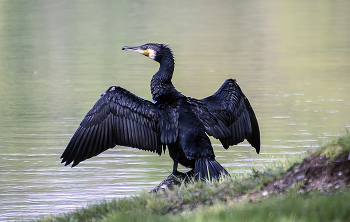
[122,46,148,56]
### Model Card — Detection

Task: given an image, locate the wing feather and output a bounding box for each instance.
[191,79,260,153]
[61,86,164,167]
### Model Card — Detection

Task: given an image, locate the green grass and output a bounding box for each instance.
[39,189,350,222]
[173,189,350,222]
[37,132,350,222]
[315,129,350,159]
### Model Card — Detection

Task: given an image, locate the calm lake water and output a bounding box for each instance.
[1,1,350,221]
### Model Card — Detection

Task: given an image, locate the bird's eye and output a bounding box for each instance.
[142,46,148,50]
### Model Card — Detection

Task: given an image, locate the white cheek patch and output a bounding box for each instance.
[148,49,156,60]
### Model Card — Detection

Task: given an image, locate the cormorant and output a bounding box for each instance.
[61,43,260,180]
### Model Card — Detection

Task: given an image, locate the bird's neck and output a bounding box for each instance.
[151,55,181,102]
[152,54,174,83]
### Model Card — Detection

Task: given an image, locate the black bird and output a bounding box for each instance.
[61,43,260,180]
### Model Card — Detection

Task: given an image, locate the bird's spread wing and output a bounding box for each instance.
[61,86,165,167]
[190,79,260,153]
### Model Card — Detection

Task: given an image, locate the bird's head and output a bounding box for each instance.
[122,43,172,63]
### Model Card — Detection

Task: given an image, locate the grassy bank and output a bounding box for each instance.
[37,131,350,222]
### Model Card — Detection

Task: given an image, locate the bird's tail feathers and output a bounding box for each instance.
[194,158,230,181]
